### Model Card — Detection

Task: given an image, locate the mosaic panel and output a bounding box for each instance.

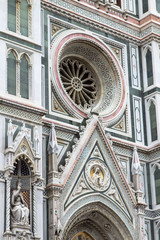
[130,45,140,89]
[133,96,143,143]
[22,190,30,210]
[43,0,140,38]
[0,104,42,123]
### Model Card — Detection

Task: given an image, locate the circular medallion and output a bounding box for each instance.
[51,30,127,125]
[85,159,111,192]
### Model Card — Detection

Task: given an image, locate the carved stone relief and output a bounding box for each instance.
[72,175,90,197]
[85,159,111,192]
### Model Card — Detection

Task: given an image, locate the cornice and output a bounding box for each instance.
[0,96,47,119]
[42,116,79,133]
[42,0,160,44]
[111,136,160,154]
[0,31,42,52]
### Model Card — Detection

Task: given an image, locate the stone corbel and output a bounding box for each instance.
[104,3,111,13]
[123,10,128,21]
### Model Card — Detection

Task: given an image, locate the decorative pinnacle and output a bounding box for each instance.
[131,146,141,175]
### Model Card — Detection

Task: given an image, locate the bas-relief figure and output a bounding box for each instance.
[11,181,29,225]
[92,167,104,187]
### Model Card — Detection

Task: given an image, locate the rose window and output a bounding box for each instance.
[59,58,97,109]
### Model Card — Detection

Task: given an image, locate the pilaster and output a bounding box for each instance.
[151,41,160,88]
[148,0,157,14]
[47,177,62,240]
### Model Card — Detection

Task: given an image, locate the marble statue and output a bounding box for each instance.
[11,181,29,225]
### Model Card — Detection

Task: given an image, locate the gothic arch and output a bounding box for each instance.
[14,153,35,174]
[62,201,136,240]
[7,48,18,60]
[20,52,31,63]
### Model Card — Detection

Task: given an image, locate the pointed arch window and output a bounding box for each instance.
[20,54,29,99]
[7,49,31,99]
[156,0,160,13]
[8,0,17,32]
[7,50,17,95]
[20,0,29,37]
[116,0,121,7]
[108,0,121,7]
[146,49,153,87]
[154,167,160,205]
[7,0,32,37]
[142,0,148,13]
[149,101,157,142]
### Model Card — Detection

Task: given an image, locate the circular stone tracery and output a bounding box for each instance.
[59,58,97,109]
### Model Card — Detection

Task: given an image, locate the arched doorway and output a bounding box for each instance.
[72,232,94,240]
[62,203,134,240]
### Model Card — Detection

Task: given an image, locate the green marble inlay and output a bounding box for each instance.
[20,0,29,37]
[0,32,41,51]
[8,0,16,32]
[7,51,16,96]
[20,55,29,99]
[45,0,140,38]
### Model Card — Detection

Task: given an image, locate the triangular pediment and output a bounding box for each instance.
[14,134,35,161]
[60,115,136,223]
[64,142,133,220]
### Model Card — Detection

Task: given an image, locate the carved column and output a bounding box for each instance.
[16,0,21,34]
[29,63,32,100]
[137,205,148,240]
[132,146,147,239]
[33,184,38,237]
[16,59,21,96]
[47,183,62,240]
[28,3,32,38]
[5,175,12,233]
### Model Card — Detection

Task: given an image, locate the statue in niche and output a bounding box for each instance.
[11,181,29,225]
[91,166,104,187]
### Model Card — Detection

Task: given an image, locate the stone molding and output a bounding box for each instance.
[51,30,127,125]
[42,0,160,45]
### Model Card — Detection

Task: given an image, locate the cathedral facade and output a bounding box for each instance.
[0,0,160,239]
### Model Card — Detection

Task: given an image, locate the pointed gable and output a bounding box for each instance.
[59,115,137,227]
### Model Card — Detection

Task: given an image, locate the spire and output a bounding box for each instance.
[132,146,141,175]
[7,119,14,147]
[34,126,39,155]
[48,124,58,154]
